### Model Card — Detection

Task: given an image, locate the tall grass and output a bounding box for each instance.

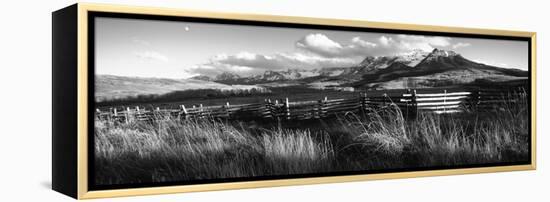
[95,94,529,185]
[262,129,334,174]
[95,119,336,185]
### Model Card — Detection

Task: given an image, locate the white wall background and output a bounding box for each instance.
[0,0,547,201]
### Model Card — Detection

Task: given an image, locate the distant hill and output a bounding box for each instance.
[189,75,213,81]
[212,68,345,84]
[95,75,264,102]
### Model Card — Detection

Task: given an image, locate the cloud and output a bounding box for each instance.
[189,51,356,77]
[397,35,451,47]
[296,33,452,58]
[296,34,378,58]
[134,51,169,62]
[378,35,451,53]
[452,42,471,49]
[295,33,343,57]
[189,33,456,77]
[190,62,255,77]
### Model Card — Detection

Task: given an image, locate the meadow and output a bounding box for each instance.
[96,85,361,108]
[94,92,529,186]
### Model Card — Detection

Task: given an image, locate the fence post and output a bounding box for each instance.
[383,93,387,107]
[136,106,143,121]
[285,97,290,120]
[477,90,481,106]
[180,105,187,120]
[322,96,328,117]
[199,104,204,118]
[411,90,418,119]
[264,99,272,118]
[315,99,322,119]
[156,107,160,117]
[226,102,231,118]
[107,107,113,123]
[95,108,101,120]
[125,107,131,123]
[273,99,280,119]
[154,107,160,120]
[111,108,116,123]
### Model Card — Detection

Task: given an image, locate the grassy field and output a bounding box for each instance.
[96,86,362,109]
[94,93,529,186]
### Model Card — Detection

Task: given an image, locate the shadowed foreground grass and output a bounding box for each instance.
[95,96,529,185]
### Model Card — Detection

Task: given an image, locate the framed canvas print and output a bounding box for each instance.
[52,3,536,199]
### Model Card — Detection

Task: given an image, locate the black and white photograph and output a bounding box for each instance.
[92,15,531,188]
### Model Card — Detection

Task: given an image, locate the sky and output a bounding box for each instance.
[95,17,529,79]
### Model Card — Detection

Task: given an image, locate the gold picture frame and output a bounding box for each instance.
[52,3,536,199]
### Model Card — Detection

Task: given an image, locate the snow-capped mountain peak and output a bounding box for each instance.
[359,56,376,67]
[356,49,429,72]
[395,49,430,67]
[259,70,286,81]
[282,69,302,79]
[416,49,461,65]
[215,72,241,81]
[396,49,428,56]
[429,48,459,57]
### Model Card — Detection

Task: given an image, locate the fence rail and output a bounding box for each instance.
[96,88,528,123]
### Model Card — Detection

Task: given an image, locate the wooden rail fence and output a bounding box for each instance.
[96,88,527,123]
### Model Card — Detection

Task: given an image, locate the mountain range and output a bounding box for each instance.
[192,49,528,89]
